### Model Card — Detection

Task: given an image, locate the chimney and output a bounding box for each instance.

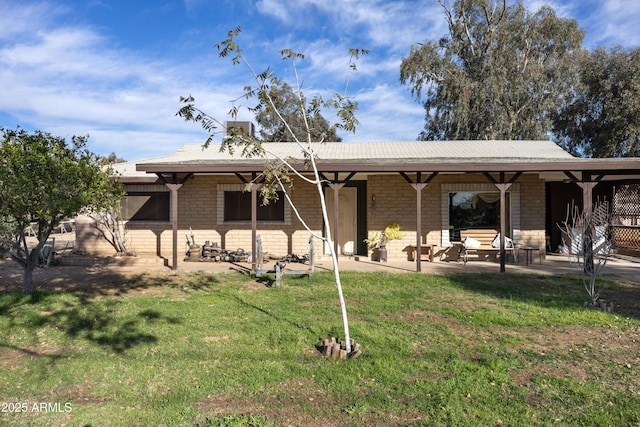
[224,121,255,138]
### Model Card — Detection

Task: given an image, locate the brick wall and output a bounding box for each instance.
[77,172,547,261]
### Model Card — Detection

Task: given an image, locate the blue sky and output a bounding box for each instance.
[1,0,639,161]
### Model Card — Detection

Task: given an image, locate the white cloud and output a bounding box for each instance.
[1,0,637,162]
[345,83,424,142]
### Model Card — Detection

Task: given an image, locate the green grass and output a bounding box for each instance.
[1,271,639,426]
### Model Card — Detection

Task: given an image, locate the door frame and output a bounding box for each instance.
[323,180,367,255]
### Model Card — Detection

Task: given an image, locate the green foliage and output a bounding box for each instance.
[0,127,123,293]
[554,46,640,157]
[400,0,584,141]
[177,27,365,181]
[255,78,342,143]
[365,223,405,248]
[98,151,126,165]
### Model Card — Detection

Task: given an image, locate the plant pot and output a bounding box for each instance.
[378,246,388,262]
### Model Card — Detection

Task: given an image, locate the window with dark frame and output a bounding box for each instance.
[121,192,170,222]
[224,191,285,221]
[448,191,511,241]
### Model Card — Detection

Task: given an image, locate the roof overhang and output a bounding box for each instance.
[135,158,640,177]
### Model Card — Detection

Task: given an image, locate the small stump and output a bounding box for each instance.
[316,337,362,360]
[583,300,615,312]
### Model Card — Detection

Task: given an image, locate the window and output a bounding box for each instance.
[121,192,170,222]
[449,191,511,241]
[224,191,285,222]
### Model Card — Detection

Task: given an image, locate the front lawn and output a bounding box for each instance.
[1,271,638,426]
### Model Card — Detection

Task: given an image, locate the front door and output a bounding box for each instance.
[325,187,357,255]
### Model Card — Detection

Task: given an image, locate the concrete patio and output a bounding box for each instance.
[6,233,638,286]
[172,252,640,285]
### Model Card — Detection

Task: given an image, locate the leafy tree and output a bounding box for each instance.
[99,151,127,165]
[178,27,366,356]
[0,127,123,294]
[554,46,640,157]
[400,0,584,140]
[255,78,342,142]
[83,171,129,256]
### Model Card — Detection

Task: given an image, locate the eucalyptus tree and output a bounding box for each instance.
[400,0,584,140]
[256,78,342,142]
[178,28,366,355]
[0,127,122,294]
[554,46,640,157]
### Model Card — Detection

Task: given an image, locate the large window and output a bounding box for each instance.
[224,191,285,222]
[121,192,170,222]
[449,191,511,241]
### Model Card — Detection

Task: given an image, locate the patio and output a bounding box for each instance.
[4,233,637,288]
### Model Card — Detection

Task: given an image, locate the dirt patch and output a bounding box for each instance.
[193,377,342,426]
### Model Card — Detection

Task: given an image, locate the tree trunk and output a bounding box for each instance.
[22,247,41,294]
[22,264,36,294]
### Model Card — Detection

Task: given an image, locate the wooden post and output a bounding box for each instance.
[411,183,427,272]
[577,179,597,275]
[251,183,263,273]
[494,182,512,273]
[165,183,183,270]
[401,172,437,272]
[328,183,345,258]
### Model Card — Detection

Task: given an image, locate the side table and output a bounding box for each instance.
[519,246,541,265]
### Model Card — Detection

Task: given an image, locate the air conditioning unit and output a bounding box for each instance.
[224,121,255,138]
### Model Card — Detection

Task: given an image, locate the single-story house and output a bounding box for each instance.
[76,134,640,272]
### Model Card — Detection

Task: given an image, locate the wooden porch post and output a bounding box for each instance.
[166,183,183,271]
[401,172,438,272]
[485,172,521,273]
[577,176,597,275]
[251,182,262,273]
[411,183,427,272]
[328,183,345,258]
[495,182,512,273]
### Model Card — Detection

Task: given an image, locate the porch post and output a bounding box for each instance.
[486,172,521,273]
[328,183,345,258]
[411,183,427,272]
[577,177,597,275]
[577,182,596,216]
[166,183,183,271]
[495,182,512,273]
[401,172,438,272]
[251,183,263,272]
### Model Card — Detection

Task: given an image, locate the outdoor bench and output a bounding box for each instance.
[460,229,516,265]
[406,244,438,262]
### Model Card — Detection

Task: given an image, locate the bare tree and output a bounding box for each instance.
[559,200,612,305]
[86,208,130,256]
[178,28,367,356]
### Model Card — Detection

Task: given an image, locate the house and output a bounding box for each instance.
[75,137,640,272]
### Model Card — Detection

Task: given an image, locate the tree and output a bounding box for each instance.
[400,0,584,140]
[178,27,366,356]
[256,78,342,142]
[83,171,129,256]
[554,46,640,157]
[0,127,123,294]
[99,151,127,165]
[558,200,613,307]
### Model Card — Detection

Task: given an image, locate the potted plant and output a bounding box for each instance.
[365,223,404,262]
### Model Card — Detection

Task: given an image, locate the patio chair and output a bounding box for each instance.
[39,237,55,268]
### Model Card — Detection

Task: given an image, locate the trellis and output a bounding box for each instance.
[611,183,640,255]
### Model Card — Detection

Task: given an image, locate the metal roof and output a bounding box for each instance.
[108,140,640,179]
